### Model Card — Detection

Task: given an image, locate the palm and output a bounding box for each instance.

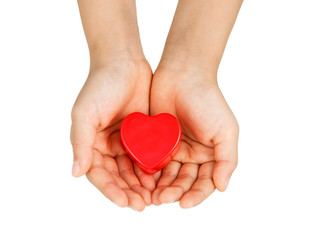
[150,69,239,208]
[174,83,236,164]
[71,61,158,211]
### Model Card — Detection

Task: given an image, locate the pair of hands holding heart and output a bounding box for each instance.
[70,59,239,211]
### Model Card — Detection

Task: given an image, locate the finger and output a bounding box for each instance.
[134,164,156,192]
[213,130,238,191]
[116,155,151,206]
[102,155,130,189]
[153,170,162,184]
[123,189,146,211]
[70,109,97,177]
[152,161,181,205]
[180,162,215,208]
[86,152,128,208]
[159,163,199,203]
[94,154,146,210]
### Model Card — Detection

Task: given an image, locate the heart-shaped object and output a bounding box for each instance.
[120,112,181,175]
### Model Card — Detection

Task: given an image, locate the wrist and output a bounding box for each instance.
[78,0,146,70]
[154,61,218,87]
[89,47,146,71]
[88,56,151,80]
[157,0,242,78]
[157,53,218,83]
[159,38,221,78]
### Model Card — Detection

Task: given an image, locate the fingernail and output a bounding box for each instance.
[224,179,230,190]
[72,161,80,176]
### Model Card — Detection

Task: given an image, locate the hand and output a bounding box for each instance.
[150,66,239,208]
[70,59,159,211]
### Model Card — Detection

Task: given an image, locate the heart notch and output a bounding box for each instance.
[120,112,181,175]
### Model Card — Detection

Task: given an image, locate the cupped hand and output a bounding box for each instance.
[70,59,159,211]
[150,66,239,208]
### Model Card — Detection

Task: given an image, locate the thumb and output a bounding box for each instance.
[70,110,96,177]
[213,129,239,191]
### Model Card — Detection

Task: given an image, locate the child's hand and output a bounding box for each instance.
[150,66,239,208]
[148,0,242,208]
[70,59,157,211]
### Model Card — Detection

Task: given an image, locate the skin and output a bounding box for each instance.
[150,0,243,208]
[150,69,239,208]
[71,0,158,211]
[71,61,158,211]
[71,0,242,210]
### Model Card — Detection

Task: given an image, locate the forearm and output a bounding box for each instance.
[77,0,145,69]
[159,0,243,77]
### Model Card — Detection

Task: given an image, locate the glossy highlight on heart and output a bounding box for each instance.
[120,112,181,174]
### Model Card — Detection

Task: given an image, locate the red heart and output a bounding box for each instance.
[120,112,181,175]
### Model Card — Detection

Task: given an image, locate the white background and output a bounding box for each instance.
[0,0,313,239]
